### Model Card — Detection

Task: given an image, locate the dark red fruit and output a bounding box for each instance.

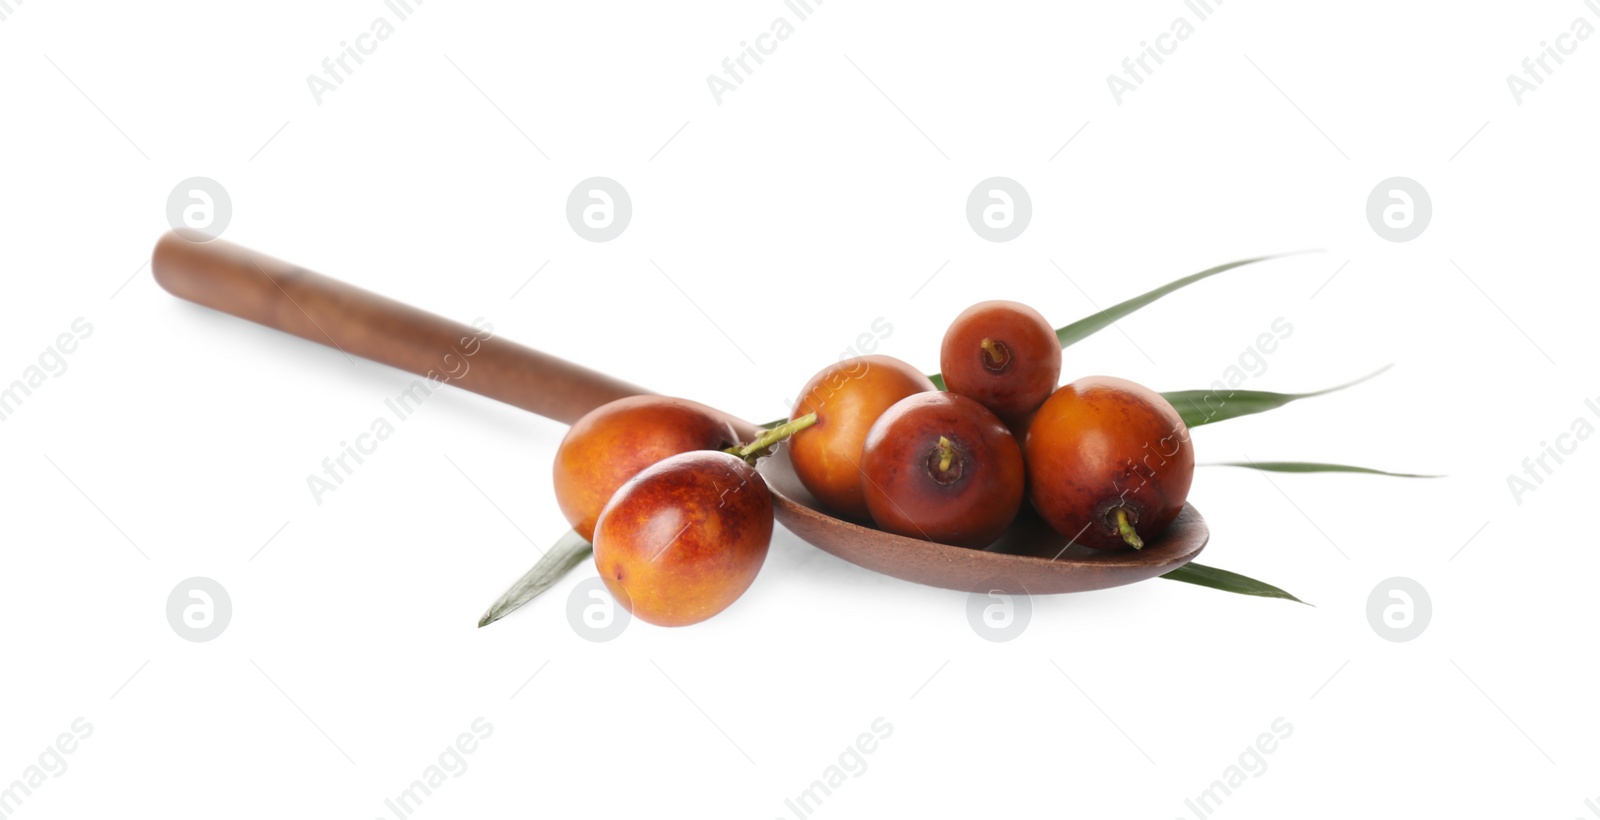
[593,451,774,627]
[939,300,1061,423]
[1024,376,1194,550]
[788,355,937,520]
[553,396,738,542]
[860,392,1025,549]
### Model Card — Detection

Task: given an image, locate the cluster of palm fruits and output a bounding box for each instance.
[551,396,789,628]
[792,301,1194,551]
[551,301,1195,627]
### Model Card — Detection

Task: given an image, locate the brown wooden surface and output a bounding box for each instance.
[151,231,648,426]
[758,445,1207,594]
[150,231,1205,593]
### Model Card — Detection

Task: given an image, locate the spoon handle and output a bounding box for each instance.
[150,231,650,425]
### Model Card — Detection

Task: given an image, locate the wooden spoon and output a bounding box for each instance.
[150,232,1206,594]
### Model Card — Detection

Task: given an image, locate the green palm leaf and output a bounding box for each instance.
[1163,365,1392,428]
[477,529,594,627]
[1053,251,1312,347]
[1162,562,1306,603]
[1205,461,1438,478]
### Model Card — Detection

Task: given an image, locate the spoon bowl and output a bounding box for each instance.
[758,440,1206,593]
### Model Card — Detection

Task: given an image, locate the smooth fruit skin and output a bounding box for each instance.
[939,300,1061,423]
[1024,376,1195,550]
[861,392,1025,549]
[553,396,738,542]
[593,451,774,627]
[788,355,937,520]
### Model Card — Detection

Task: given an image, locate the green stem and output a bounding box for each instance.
[1114,507,1144,550]
[727,412,818,463]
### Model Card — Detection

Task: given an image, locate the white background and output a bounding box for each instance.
[2,1,1598,817]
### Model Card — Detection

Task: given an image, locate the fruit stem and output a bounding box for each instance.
[728,412,818,463]
[937,436,954,472]
[980,337,1004,365]
[1113,507,1144,550]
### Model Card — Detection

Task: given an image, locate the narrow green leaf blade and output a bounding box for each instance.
[1163,365,1392,428]
[477,529,594,627]
[1161,562,1307,604]
[1205,461,1440,478]
[1054,252,1311,348]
